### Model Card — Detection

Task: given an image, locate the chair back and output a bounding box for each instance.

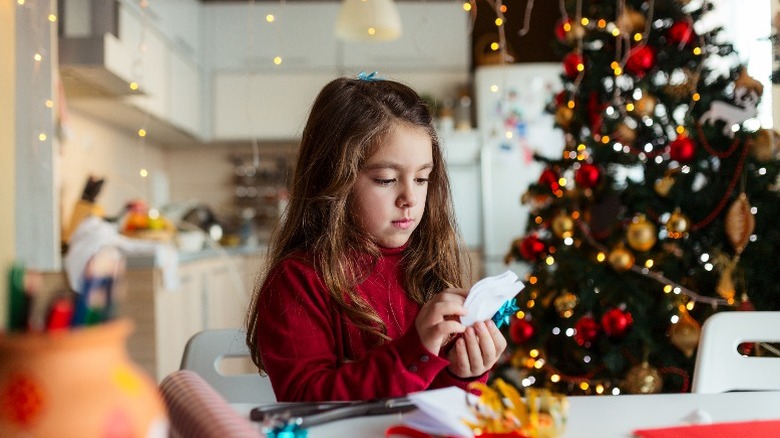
[180,329,276,404]
[692,311,780,393]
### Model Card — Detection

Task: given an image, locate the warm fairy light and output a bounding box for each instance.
[673,287,682,295]
[266,14,275,23]
[490,84,499,93]
[676,126,685,134]
[597,252,606,262]
[44,99,54,108]
[692,93,700,101]
[664,285,673,293]
[534,359,545,369]
[516,310,525,319]
[567,100,575,109]
[612,388,621,395]
[17,0,25,5]
[580,17,589,26]
[138,128,147,137]
[535,216,543,224]
[529,275,538,285]
[610,61,619,69]
[626,103,635,112]
[596,384,605,394]
[129,82,139,91]
[38,133,47,141]
[462,2,472,12]
[367,27,376,36]
[48,14,57,22]
[530,291,537,299]
[500,5,507,13]
[554,189,564,197]
[140,168,148,177]
[33,53,42,62]
[601,136,610,144]
[597,19,606,28]
[572,211,580,219]
[558,177,567,187]
[273,56,283,65]
[633,33,642,42]
[687,301,695,311]
[563,22,572,32]
[645,259,654,268]
[563,310,573,318]
[545,256,555,265]
[551,374,561,383]
[727,297,735,305]
[577,63,585,72]
[670,314,679,323]
[693,47,702,55]
[495,18,503,26]
[490,42,500,51]
[505,131,513,139]
[577,152,588,161]
[614,66,622,76]
[579,382,590,391]
[611,28,620,37]
[527,299,535,308]
[577,143,586,151]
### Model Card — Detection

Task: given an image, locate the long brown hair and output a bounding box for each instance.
[246,76,469,370]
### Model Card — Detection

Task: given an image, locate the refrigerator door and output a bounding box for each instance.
[474,64,565,276]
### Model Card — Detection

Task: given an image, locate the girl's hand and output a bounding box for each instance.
[446,319,507,379]
[415,288,468,355]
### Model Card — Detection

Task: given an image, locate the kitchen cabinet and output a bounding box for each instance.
[116,250,264,382]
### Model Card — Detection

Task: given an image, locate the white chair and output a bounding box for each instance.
[180,329,277,404]
[691,311,780,393]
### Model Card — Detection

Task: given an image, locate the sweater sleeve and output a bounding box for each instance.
[256,258,453,402]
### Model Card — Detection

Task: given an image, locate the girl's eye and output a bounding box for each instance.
[415,178,429,185]
[375,178,395,186]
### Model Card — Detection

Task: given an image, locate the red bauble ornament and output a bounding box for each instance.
[601,308,633,337]
[563,52,584,78]
[574,316,600,346]
[574,163,601,189]
[518,234,546,261]
[625,46,656,77]
[538,168,560,192]
[667,21,695,46]
[509,318,535,344]
[669,136,696,162]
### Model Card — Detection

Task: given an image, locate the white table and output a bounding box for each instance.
[234,390,780,437]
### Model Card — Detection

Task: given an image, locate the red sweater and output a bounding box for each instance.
[255,245,487,401]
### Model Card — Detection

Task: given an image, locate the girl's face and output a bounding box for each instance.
[351,123,433,248]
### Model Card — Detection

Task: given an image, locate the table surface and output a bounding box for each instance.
[233,390,780,437]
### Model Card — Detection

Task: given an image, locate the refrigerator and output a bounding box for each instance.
[474,64,565,277]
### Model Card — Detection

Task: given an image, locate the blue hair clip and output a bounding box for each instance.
[356,71,381,82]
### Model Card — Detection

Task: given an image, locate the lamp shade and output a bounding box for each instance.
[335,0,402,42]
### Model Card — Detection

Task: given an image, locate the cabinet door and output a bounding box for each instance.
[205,257,251,329]
[169,52,202,137]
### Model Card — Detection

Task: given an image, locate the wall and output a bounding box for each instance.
[1,0,16,327]
[59,110,168,221]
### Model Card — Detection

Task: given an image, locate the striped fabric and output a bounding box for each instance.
[160,370,263,438]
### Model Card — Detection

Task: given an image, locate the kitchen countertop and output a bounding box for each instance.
[124,242,267,269]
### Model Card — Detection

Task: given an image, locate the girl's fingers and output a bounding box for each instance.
[486,320,507,354]
[464,327,483,372]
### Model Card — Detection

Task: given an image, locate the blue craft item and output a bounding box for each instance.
[492,298,519,329]
[265,423,308,438]
[356,71,381,81]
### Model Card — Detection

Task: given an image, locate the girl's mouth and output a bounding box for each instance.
[393,218,414,230]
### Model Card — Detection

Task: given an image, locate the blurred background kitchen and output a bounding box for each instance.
[1,0,776,381]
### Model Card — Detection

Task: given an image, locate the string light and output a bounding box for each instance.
[266,14,275,22]
[273,56,283,65]
[462,2,471,12]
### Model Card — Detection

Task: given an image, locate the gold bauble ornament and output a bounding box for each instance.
[725,193,755,255]
[552,211,575,238]
[716,257,737,300]
[553,291,578,317]
[626,215,657,252]
[654,175,675,197]
[614,123,637,146]
[749,129,778,162]
[608,245,635,272]
[617,8,646,35]
[669,310,701,358]
[633,95,657,118]
[666,209,690,239]
[555,106,575,130]
[623,362,663,394]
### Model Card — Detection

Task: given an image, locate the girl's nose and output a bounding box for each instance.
[396,183,417,208]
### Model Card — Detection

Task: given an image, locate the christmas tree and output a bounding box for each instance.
[496,0,780,395]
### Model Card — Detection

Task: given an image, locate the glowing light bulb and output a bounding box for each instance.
[266,14,275,23]
[490,84,499,93]
[140,168,148,177]
[490,42,499,51]
[367,27,376,36]
[38,133,47,141]
[495,18,503,26]
[138,128,147,137]
[462,2,472,12]
[273,56,282,65]
[33,53,42,62]
[45,99,54,108]
[129,82,139,91]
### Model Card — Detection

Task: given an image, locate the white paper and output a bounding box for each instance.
[461,270,524,327]
[404,387,478,437]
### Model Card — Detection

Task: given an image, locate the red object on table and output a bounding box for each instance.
[633,420,780,437]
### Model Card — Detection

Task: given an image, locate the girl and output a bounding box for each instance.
[246,75,506,402]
